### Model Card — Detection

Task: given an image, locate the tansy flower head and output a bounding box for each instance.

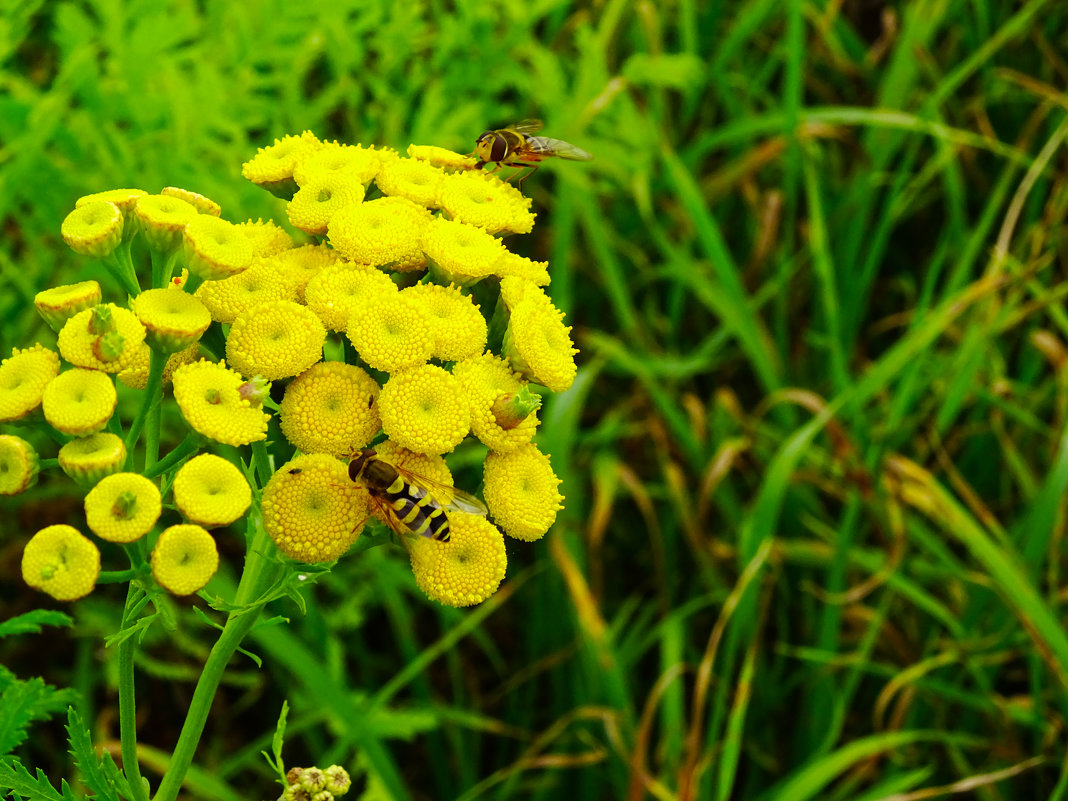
[407,144,478,171]
[132,288,212,353]
[116,343,151,390]
[328,196,432,269]
[172,359,270,445]
[293,142,382,187]
[242,130,323,197]
[408,514,507,607]
[421,216,506,286]
[0,435,39,495]
[496,251,550,285]
[84,473,162,543]
[236,219,296,257]
[42,368,117,436]
[195,259,300,324]
[377,364,470,455]
[61,201,124,258]
[172,454,252,528]
[346,293,434,373]
[453,352,539,452]
[304,262,397,332]
[501,281,578,392]
[483,443,563,541]
[0,344,61,423]
[375,155,446,208]
[288,170,366,236]
[262,454,368,563]
[323,766,352,795]
[400,283,487,362]
[183,216,254,282]
[280,361,381,457]
[226,300,326,381]
[22,525,100,601]
[58,304,147,373]
[35,281,102,332]
[437,170,535,235]
[76,188,147,215]
[161,186,222,216]
[58,432,126,486]
[134,194,199,252]
[270,244,341,301]
[151,524,219,595]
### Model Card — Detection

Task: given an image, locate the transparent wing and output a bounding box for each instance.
[525,136,593,161]
[508,119,544,135]
[393,463,489,516]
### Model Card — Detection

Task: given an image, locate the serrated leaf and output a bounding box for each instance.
[0,678,76,756]
[0,611,73,639]
[100,750,134,800]
[103,613,159,649]
[0,759,70,801]
[65,707,111,800]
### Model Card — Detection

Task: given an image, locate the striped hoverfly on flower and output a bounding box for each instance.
[347,447,487,543]
[472,119,592,188]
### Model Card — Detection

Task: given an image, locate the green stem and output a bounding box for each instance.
[97,569,140,584]
[144,401,161,472]
[183,273,206,295]
[144,432,201,479]
[150,249,180,290]
[118,584,151,801]
[125,349,168,470]
[104,239,142,298]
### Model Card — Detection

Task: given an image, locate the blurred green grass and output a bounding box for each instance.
[5,0,1068,799]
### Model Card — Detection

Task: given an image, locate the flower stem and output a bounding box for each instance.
[118,585,151,801]
[143,432,201,479]
[124,349,167,470]
[104,239,142,298]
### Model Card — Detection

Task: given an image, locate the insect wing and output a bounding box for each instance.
[525,136,593,161]
[507,119,544,135]
[394,463,489,517]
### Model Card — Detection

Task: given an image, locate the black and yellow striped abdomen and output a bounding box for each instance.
[348,448,452,542]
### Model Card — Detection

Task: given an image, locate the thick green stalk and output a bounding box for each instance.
[104,239,142,298]
[143,433,201,479]
[118,584,150,801]
[124,349,168,469]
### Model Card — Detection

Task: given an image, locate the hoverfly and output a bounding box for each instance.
[347,447,487,543]
[472,119,592,188]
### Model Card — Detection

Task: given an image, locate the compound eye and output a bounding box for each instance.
[489,136,508,163]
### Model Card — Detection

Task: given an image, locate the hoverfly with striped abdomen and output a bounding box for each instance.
[472,119,592,188]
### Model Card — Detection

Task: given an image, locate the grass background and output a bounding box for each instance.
[3,0,1068,798]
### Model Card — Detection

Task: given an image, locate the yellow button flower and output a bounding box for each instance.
[375,155,446,208]
[378,365,470,455]
[407,144,478,171]
[61,201,124,258]
[328,196,432,269]
[132,288,212,353]
[501,281,578,393]
[271,243,342,301]
[134,194,199,252]
[84,473,162,543]
[242,130,323,196]
[35,281,102,332]
[420,216,506,285]
[261,454,368,563]
[58,432,127,486]
[183,215,254,281]
[483,443,563,541]
[226,300,326,381]
[236,218,296,257]
[76,188,147,215]
[151,524,219,595]
[287,169,366,236]
[161,186,222,216]
[292,141,383,187]
[400,283,487,362]
[172,359,270,445]
[408,514,507,607]
[304,261,397,332]
[22,525,100,601]
[452,353,539,453]
[42,368,117,436]
[195,258,300,324]
[57,304,147,373]
[0,344,61,423]
[0,435,39,495]
[172,453,252,528]
[280,361,381,457]
[346,293,434,373]
[115,342,151,390]
[436,170,535,235]
[496,251,550,286]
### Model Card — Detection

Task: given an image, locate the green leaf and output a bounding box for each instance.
[0,611,73,639]
[0,678,76,756]
[0,758,78,801]
[65,707,112,801]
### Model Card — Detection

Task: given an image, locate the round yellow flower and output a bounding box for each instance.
[0,435,39,495]
[84,473,162,543]
[152,524,219,595]
[437,170,535,235]
[496,251,550,285]
[420,217,506,285]
[226,300,326,381]
[134,194,199,251]
[328,196,432,269]
[483,443,563,541]
[407,144,478,171]
[0,344,61,423]
[346,293,434,373]
[35,281,102,332]
[172,453,252,528]
[452,353,538,452]
[400,283,486,362]
[378,365,470,455]
[58,432,127,486]
[292,142,383,187]
[161,186,222,216]
[408,514,507,607]
[132,288,212,353]
[280,361,381,457]
[375,155,445,208]
[42,368,117,436]
[183,216,254,281]
[236,219,296,257]
[304,262,398,332]
[195,258,300,324]
[61,201,124,258]
[22,525,100,601]
[270,244,342,301]
[262,454,368,563]
[502,283,578,393]
[172,359,270,445]
[115,342,151,390]
[76,188,147,214]
[288,170,366,236]
[242,130,323,195]
[57,304,147,373]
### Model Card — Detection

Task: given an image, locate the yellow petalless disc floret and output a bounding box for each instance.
[328,196,432,269]
[226,300,326,381]
[436,170,535,235]
[0,344,61,423]
[483,443,564,541]
[407,144,478,171]
[84,473,162,543]
[35,281,102,332]
[172,453,252,528]
[304,261,397,332]
[22,525,100,601]
[151,524,219,595]
[261,454,369,563]
[421,216,506,285]
[0,435,39,495]
[270,244,341,301]
[496,251,551,286]
[76,188,147,215]
[57,304,147,373]
[280,361,381,457]
[172,359,270,445]
[452,353,538,452]
[347,293,434,374]
[377,364,470,455]
[132,288,212,353]
[292,142,383,187]
[42,368,117,436]
[288,169,366,236]
[58,432,126,486]
[183,216,254,281]
[400,283,487,362]
[195,259,300,324]
[375,155,446,208]
[501,280,578,393]
[134,194,199,252]
[161,186,222,217]
[242,130,323,194]
[408,514,507,607]
[236,219,296,257]
[61,201,124,258]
